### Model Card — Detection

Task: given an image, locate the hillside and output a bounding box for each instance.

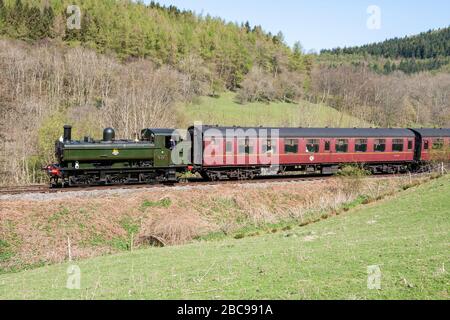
[0,0,307,90]
[320,27,450,74]
[1,175,448,299]
[322,27,450,59]
[0,1,449,186]
[178,92,370,128]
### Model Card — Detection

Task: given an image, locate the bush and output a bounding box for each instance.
[236,67,304,104]
[236,67,276,104]
[337,165,371,197]
[338,165,371,177]
[429,146,450,164]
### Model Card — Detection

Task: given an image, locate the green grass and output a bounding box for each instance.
[178,92,370,128]
[0,176,448,300]
[141,198,172,210]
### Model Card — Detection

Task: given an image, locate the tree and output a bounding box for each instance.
[0,0,5,16]
[0,0,304,91]
[273,31,285,45]
[7,0,28,38]
[42,5,54,38]
[244,21,251,33]
[0,0,6,33]
[26,6,42,40]
[293,41,303,56]
[289,41,304,71]
[383,61,392,74]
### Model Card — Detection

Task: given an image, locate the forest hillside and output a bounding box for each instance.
[0,1,449,185]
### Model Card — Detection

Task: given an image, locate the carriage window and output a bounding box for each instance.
[239,138,253,154]
[306,139,320,153]
[226,141,233,154]
[355,139,368,152]
[262,140,276,153]
[424,140,429,150]
[374,139,386,152]
[324,141,331,151]
[392,139,404,152]
[335,139,349,153]
[408,140,413,150]
[284,139,298,154]
[432,139,444,150]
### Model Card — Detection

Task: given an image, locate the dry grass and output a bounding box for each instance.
[0,174,437,272]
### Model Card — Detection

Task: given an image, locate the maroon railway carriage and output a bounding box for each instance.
[189,126,421,180]
[410,128,450,162]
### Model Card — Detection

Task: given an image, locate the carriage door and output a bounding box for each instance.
[323,139,332,163]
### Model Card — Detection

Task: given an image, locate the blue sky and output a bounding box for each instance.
[147,0,450,52]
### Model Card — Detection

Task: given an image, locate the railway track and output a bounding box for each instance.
[0,173,420,196]
[0,185,51,195]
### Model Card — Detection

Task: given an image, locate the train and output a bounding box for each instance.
[45,125,450,187]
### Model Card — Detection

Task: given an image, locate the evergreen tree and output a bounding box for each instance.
[0,0,306,90]
[289,41,304,71]
[8,0,27,38]
[322,27,450,60]
[26,6,42,40]
[42,5,54,38]
[0,0,5,35]
[244,21,251,33]
[383,61,392,74]
[0,0,6,23]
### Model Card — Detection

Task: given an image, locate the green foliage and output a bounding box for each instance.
[341,195,370,211]
[322,27,450,59]
[0,0,54,39]
[338,165,371,177]
[47,207,70,224]
[321,27,450,74]
[0,0,5,21]
[119,217,140,237]
[110,216,142,252]
[429,145,450,163]
[0,0,307,90]
[141,198,172,210]
[0,239,14,262]
[26,155,47,182]
[37,111,67,165]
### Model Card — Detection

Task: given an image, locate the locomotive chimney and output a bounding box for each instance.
[103,128,116,142]
[63,125,72,142]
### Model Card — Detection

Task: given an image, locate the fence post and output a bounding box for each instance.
[67,236,72,262]
[131,233,134,252]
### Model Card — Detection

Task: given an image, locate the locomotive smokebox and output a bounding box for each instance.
[63,125,72,142]
[103,128,116,142]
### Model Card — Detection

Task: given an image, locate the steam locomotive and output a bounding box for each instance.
[45,125,450,187]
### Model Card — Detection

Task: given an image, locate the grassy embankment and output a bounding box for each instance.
[177,92,370,128]
[0,175,448,299]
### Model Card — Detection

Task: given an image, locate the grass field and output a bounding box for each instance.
[0,175,448,300]
[177,92,370,128]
